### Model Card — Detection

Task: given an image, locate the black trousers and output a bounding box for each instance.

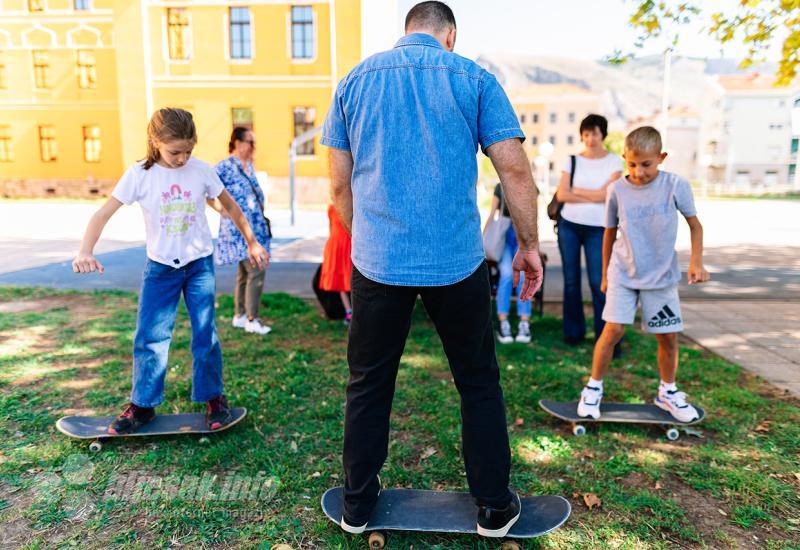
[342,263,512,523]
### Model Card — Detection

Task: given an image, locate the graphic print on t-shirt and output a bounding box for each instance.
[160,184,197,236]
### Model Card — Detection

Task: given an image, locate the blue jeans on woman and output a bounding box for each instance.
[131,254,224,407]
[557,217,606,343]
[497,240,531,318]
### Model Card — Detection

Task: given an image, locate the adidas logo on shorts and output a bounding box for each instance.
[648,304,682,328]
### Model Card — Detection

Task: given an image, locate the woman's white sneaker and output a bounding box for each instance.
[232,315,247,329]
[577,385,603,419]
[245,318,272,335]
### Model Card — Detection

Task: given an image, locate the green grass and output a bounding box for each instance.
[1,286,799,549]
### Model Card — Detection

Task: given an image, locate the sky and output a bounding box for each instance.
[378,0,784,63]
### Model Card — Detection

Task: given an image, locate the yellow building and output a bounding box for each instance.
[0,0,362,200]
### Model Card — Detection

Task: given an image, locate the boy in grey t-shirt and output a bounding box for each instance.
[577,126,710,422]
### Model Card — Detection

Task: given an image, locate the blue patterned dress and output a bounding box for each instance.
[214,156,271,265]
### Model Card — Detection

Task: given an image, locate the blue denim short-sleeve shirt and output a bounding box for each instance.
[321,33,524,286]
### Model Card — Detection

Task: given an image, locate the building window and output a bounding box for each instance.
[568,112,576,123]
[792,138,798,155]
[291,6,314,60]
[790,164,796,183]
[32,51,50,89]
[0,126,12,162]
[549,135,556,145]
[293,107,316,155]
[77,50,97,89]
[232,107,254,130]
[74,0,90,9]
[39,125,57,162]
[229,7,252,60]
[28,0,46,11]
[167,8,191,60]
[531,135,538,145]
[0,65,6,89]
[83,125,101,162]
[549,113,556,124]
[520,114,526,124]
[533,113,539,124]
[567,135,574,145]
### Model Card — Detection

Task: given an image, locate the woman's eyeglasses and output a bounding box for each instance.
[243,140,256,147]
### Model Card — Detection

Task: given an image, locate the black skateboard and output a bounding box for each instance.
[539,399,705,440]
[321,487,570,549]
[56,407,247,452]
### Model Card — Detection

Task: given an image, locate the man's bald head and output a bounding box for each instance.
[404,1,456,34]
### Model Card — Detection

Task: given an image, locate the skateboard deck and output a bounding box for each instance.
[539,399,704,439]
[321,487,570,539]
[56,408,247,451]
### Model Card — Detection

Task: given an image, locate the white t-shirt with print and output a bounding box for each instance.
[112,157,224,268]
[560,153,623,227]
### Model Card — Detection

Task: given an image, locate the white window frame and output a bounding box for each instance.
[224,6,254,64]
[286,5,317,64]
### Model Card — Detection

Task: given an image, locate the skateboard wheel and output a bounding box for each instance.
[501,541,522,550]
[89,440,103,452]
[572,424,586,436]
[666,428,680,441]
[368,531,385,549]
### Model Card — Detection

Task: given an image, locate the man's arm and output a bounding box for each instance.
[485,138,542,299]
[329,148,355,234]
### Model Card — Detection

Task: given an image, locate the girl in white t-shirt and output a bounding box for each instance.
[72,108,269,435]
[555,114,622,350]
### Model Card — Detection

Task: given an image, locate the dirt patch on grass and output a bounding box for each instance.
[0,296,77,314]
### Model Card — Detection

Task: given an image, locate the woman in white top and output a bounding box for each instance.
[555,114,622,349]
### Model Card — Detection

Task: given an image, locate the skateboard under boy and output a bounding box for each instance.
[56,407,247,452]
[539,399,705,440]
[321,486,571,549]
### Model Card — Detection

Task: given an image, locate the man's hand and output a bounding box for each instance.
[72,252,104,274]
[687,262,710,285]
[248,243,270,270]
[512,248,543,301]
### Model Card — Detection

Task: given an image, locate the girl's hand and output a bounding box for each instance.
[688,262,710,285]
[72,252,104,274]
[248,243,270,270]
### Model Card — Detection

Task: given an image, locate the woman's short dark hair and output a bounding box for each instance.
[229,126,249,153]
[579,114,608,139]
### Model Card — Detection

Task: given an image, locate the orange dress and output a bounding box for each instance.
[320,204,352,292]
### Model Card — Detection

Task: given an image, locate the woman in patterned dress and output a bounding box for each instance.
[214,127,272,335]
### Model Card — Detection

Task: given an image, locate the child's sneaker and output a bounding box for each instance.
[515,321,531,344]
[654,385,699,423]
[232,315,247,329]
[497,320,513,344]
[576,384,603,419]
[108,403,155,435]
[206,395,233,430]
[245,318,271,335]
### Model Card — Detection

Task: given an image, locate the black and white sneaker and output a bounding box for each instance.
[477,491,521,537]
[497,320,513,344]
[340,476,382,534]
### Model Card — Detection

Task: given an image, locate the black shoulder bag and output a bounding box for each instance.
[546,154,576,226]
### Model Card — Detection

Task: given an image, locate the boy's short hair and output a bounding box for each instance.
[625,126,663,154]
[579,114,608,139]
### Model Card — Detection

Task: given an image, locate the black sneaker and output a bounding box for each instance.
[477,491,521,537]
[340,476,381,534]
[108,403,155,435]
[206,395,233,430]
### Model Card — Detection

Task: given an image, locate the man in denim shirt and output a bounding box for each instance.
[322,1,542,537]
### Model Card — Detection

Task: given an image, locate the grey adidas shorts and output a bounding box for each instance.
[602,284,683,334]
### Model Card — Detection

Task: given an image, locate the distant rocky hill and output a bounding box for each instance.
[476,54,775,125]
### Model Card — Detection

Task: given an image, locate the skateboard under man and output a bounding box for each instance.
[56,407,247,452]
[539,399,705,440]
[321,486,570,549]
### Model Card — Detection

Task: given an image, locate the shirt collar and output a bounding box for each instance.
[394,32,444,50]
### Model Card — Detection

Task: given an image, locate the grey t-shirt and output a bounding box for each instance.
[605,171,697,289]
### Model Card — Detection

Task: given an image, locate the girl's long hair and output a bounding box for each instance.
[143,108,197,170]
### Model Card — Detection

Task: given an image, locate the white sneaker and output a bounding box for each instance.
[577,384,603,419]
[497,320,513,344]
[232,315,247,329]
[654,385,699,423]
[244,318,272,335]
[515,321,531,344]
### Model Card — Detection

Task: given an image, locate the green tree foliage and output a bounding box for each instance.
[613,0,799,86]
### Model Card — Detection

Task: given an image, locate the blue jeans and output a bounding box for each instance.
[131,254,224,407]
[557,218,606,341]
[496,241,531,318]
